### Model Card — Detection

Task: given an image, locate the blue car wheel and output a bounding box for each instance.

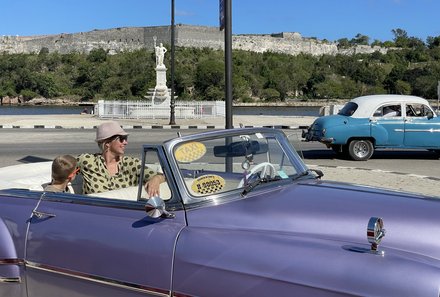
[348,139,374,161]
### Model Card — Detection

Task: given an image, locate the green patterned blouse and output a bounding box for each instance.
[77,153,157,194]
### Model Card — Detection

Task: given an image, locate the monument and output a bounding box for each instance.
[132,36,196,119]
[151,36,170,105]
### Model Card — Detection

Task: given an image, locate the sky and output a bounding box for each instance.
[2,0,439,43]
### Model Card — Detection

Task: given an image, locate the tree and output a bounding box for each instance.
[337,38,350,48]
[371,40,383,47]
[384,64,406,93]
[394,80,411,95]
[350,33,370,45]
[87,48,108,63]
[195,57,224,100]
[260,88,280,101]
[314,74,358,99]
[392,28,410,48]
[204,85,224,101]
[427,36,440,49]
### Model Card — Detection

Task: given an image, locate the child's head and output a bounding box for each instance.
[51,155,79,182]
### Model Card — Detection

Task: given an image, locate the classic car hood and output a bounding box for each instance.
[186,180,440,260]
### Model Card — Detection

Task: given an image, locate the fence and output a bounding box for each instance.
[96,100,225,119]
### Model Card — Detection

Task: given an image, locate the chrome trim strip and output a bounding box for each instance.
[394,129,440,133]
[405,129,440,133]
[25,261,170,297]
[0,258,25,265]
[0,277,21,283]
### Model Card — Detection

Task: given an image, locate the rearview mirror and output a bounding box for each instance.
[145,196,174,218]
[214,140,268,157]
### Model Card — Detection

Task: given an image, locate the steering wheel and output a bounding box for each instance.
[238,162,276,188]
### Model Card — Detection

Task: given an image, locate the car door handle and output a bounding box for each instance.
[32,210,56,219]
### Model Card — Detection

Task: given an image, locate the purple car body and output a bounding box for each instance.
[0,128,439,297]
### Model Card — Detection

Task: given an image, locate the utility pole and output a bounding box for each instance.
[223,0,233,129]
[169,0,176,125]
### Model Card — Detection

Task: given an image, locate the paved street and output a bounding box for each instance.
[0,115,438,198]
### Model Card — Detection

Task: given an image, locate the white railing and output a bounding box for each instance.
[96,100,225,119]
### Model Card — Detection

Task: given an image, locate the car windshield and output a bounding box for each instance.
[171,129,307,204]
[338,102,358,116]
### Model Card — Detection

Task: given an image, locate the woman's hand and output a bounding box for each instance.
[144,174,165,197]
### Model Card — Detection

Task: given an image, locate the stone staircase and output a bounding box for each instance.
[144,88,178,105]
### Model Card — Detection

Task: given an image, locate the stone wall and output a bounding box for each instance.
[0,24,389,56]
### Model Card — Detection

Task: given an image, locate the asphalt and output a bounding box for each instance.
[0,114,438,198]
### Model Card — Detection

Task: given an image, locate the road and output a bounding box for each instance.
[1,129,439,179]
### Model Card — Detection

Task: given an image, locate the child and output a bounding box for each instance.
[43,155,79,193]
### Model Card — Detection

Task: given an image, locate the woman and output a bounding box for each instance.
[77,121,165,196]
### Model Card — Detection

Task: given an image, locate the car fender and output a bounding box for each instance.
[326,118,372,145]
[173,228,440,297]
[0,217,20,265]
[369,121,393,145]
[0,217,26,296]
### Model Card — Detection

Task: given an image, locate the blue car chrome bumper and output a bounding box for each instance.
[302,129,334,144]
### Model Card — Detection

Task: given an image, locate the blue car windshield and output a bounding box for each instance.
[338,102,358,116]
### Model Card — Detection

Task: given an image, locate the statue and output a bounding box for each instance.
[154,39,167,68]
[151,36,170,102]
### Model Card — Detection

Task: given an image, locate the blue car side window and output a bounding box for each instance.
[373,104,401,118]
[382,105,401,117]
[406,104,431,117]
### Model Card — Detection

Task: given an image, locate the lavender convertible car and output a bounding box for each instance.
[1,128,440,297]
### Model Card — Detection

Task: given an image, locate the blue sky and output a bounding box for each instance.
[2,0,439,42]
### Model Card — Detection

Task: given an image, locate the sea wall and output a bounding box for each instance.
[0,24,388,56]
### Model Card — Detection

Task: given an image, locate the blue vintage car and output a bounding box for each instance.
[303,94,440,160]
[1,127,440,296]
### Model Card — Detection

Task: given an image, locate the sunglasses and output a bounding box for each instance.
[68,167,80,179]
[112,135,129,143]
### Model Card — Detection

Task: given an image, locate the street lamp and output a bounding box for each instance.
[223,0,233,129]
[169,0,176,125]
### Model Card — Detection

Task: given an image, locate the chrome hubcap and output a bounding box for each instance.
[354,141,369,158]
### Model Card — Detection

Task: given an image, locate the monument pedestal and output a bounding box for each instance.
[155,65,169,98]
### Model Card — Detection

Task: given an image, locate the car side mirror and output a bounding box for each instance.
[427,111,434,119]
[145,196,175,218]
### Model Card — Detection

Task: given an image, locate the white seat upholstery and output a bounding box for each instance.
[0,162,52,191]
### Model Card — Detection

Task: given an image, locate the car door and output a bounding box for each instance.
[370,103,404,146]
[25,148,185,297]
[404,103,440,147]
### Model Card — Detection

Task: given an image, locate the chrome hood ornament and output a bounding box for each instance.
[367,217,386,255]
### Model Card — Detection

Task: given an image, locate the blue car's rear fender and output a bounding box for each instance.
[323,117,371,145]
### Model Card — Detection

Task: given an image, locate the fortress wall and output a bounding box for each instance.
[142,26,171,48]
[232,34,339,56]
[0,25,389,56]
[176,25,224,49]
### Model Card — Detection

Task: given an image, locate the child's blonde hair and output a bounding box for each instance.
[51,155,78,182]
